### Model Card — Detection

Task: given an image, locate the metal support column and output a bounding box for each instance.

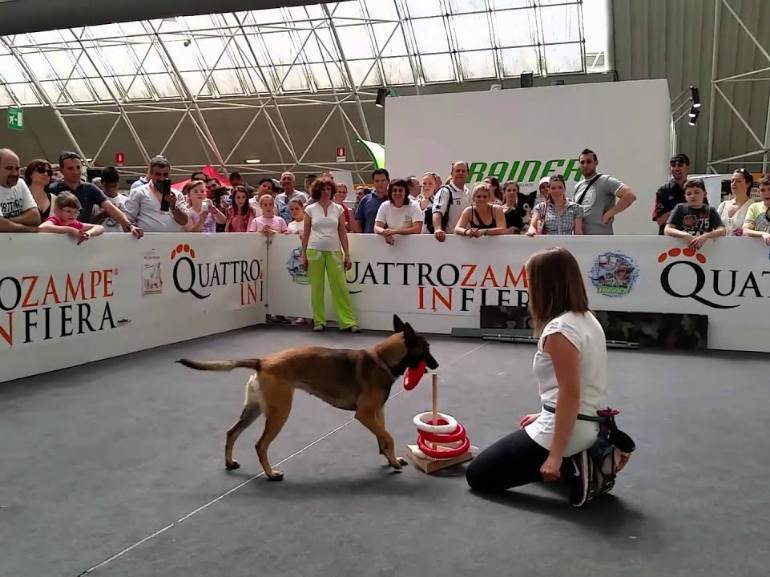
[706,0,721,175]
[708,0,770,174]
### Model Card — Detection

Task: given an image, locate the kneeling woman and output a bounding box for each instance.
[466,247,607,507]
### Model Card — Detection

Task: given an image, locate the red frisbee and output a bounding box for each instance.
[403,361,427,391]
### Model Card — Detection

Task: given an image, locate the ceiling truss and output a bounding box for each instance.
[0,0,605,180]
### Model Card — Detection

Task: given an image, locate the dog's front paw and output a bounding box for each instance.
[225,460,241,470]
[390,459,404,471]
[267,470,284,481]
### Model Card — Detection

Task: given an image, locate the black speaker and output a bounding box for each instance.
[521,71,534,88]
[86,168,101,183]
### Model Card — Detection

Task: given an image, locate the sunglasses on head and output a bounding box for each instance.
[36,166,53,176]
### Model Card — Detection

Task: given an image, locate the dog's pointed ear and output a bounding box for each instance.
[402,322,417,344]
[393,314,405,333]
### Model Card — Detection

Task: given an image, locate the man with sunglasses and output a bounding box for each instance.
[0,148,40,232]
[50,152,143,239]
[653,154,693,235]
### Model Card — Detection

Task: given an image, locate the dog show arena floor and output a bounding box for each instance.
[2,325,768,577]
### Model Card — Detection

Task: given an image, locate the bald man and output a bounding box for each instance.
[0,148,40,232]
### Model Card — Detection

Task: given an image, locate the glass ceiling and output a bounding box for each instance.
[0,0,607,107]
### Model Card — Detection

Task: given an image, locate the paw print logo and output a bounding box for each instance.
[171,244,195,260]
[658,247,737,309]
[657,247,706,265]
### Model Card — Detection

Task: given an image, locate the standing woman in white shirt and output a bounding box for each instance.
[466,246,609,507]
[302,177,360,333]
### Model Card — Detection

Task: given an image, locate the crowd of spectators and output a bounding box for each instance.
[2,146,768,252]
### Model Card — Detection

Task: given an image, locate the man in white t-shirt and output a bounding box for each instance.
[0,148,41,232]
[431,161,472,242]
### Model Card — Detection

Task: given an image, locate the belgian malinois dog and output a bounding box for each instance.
[178,315,439,481]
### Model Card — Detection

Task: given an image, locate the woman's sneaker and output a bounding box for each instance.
[313,324,325,332]
[341,326,361,333]
[563,450,592,507]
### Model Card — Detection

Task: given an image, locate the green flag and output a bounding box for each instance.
[357,138,385,169]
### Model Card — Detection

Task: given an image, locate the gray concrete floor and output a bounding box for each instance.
[1,325,768,577]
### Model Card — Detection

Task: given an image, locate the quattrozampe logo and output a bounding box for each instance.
[468,158,582,184]
[171,243,263,304]
[656,247,768,310]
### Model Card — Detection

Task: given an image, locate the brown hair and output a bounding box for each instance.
[684,178,707,193]
[231,185,251,217]
[759,174,770,187]
[526,246,589,335]
[483,176,502,201]
[54,190,82,211]
[24,159,52,185]
[182,179,205,197]
[311,176,335,200]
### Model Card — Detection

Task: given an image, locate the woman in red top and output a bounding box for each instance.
[226,186,256,232]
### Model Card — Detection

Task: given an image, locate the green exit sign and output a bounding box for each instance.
[7,107,23,131]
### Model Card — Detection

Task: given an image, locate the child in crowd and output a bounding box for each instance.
[92,166,126,233]
[742,174,770,244]
[185,180,226,233]
[287,197,306,236]
[40,191,104,244]
[665,178,725,250]
[249,194,288,235]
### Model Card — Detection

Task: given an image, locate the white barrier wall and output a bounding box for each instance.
[268,234,770,353]
[5,230,768,384]
[0,233,266,383]
[384,79,671,235]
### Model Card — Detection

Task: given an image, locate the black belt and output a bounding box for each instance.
[543,404,604,422]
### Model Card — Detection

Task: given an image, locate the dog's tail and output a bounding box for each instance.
[177,358,261,372]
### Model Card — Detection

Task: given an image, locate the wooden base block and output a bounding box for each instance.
[405,444,478,474]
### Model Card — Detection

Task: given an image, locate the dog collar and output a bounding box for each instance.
[373,354,398,383]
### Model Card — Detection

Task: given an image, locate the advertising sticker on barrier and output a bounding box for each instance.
[0,233,267,383]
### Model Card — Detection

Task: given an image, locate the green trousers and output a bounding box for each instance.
[306,249,358,329]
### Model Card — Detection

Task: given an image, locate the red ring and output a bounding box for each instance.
[418,423,466,444]
[417,435,470,459]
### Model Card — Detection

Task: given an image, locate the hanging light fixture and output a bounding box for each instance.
[690,86,701,109]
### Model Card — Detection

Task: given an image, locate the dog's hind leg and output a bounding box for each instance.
[255,378,294,481]
[225,375,264,470]
[225,403,261,470]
